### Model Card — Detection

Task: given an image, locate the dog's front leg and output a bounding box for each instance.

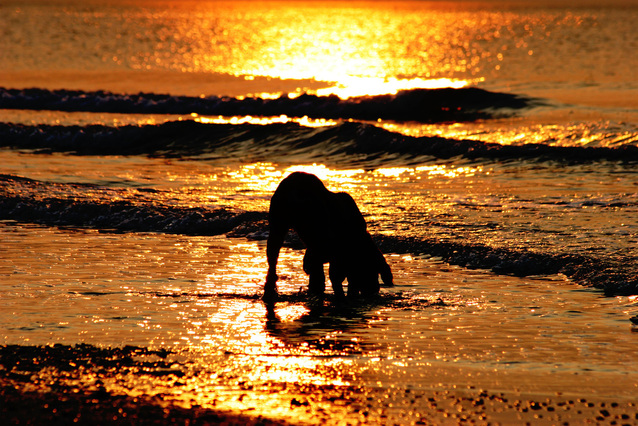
[328,262,347,300]
[264,223,287,303]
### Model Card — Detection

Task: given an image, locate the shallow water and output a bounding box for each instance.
[2,222,637,424]
[2,224,636,361]
[2,149,636,279]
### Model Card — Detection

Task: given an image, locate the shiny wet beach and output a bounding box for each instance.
[2,0,638,423]
[2,223,637,423]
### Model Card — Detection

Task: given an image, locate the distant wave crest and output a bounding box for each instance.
[0,87,535,123]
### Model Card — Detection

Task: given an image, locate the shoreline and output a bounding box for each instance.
[1,218,636,424]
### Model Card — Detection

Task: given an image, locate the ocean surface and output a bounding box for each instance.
[1,0,638,423]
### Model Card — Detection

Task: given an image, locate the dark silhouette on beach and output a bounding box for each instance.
[264,172,392,303]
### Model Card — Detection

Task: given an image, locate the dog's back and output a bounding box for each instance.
[269,172,366,260]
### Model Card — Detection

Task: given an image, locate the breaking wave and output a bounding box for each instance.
[2,120,637,166]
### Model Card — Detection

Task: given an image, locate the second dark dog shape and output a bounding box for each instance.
[264,172,393,303]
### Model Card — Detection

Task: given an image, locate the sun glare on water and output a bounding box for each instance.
[239,76,473,100]
[85,1,496,97]
[192,114,337,127]
[313,77,472,99]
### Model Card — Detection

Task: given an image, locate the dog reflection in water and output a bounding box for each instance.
[263,172,393,303]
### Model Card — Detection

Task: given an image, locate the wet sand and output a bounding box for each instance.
[2,344,637,425]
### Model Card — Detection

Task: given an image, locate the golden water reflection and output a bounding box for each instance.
[107,0,597,92]
[9,0,636,101]
[6,107,635,150]
[193,113,337,128]
[312,77,473,99]
[3,224,638,423]
[380,117,638,148]
[4,145,634,263]
[244,77,473,99]
[184,162,486,213]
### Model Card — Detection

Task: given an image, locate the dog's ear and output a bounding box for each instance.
[379,261,393,287]
[381,264,394,287]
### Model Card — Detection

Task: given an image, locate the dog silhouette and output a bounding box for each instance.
[263,172,393,303]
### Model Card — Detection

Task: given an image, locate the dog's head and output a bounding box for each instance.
[346,235,393,297]
[347,267,381,297]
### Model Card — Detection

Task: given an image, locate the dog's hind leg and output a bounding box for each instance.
[303,249,326,297]
[328,262,347,300]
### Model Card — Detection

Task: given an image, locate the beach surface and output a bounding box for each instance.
[2,0,638,423]
[2,345,637,425]
[2,231,637,424]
